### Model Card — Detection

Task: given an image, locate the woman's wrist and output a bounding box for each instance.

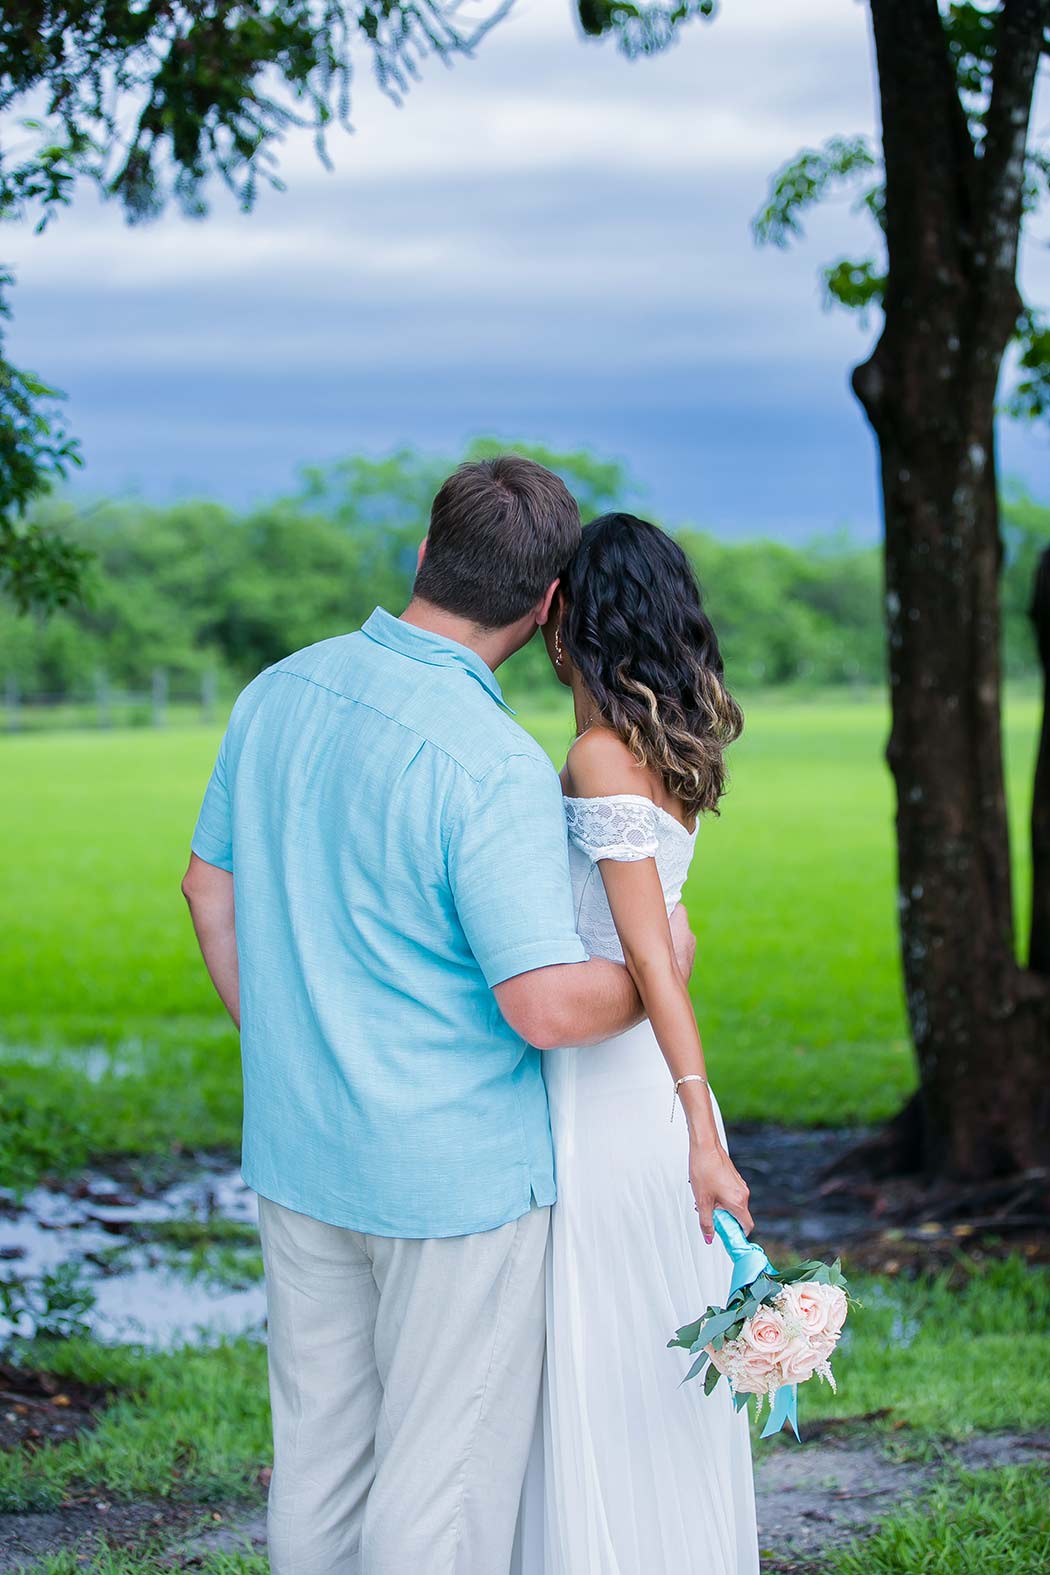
[677,1080,719,1142]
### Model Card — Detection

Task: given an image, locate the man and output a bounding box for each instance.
[182,454,694,1574]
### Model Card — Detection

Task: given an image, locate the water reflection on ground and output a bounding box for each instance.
[0,1124,907,1350]
[0,1163,266,1347]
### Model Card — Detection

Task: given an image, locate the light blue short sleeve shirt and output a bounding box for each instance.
[191,608,588,1238]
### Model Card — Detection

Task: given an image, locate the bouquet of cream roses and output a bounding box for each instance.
[668,1207,851,1440]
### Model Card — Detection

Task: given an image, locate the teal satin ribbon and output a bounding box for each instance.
[713,1206,801,1441]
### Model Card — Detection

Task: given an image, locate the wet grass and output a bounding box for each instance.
[93,1220,263,1293]
[827,1465,1050,1575]
[769,1255,1050,1442]
[0,1030,242,1194]
[27,1550,268,1575]
[0,1338,269,1514]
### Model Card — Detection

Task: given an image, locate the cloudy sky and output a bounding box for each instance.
[5,0,1050,538]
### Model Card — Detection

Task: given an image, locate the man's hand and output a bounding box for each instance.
[670,903,696,982]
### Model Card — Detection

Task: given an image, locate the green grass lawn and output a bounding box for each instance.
[793,1254,1050,1440]
[29,1554,269,1575]
[827,1465,1050,1575]
[0,691,1041,1182]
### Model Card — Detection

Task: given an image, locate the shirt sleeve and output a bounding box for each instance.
[190,731,234,872]
[448,753,589,987]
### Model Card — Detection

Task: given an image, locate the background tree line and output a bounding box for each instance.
[3,439,1047,704]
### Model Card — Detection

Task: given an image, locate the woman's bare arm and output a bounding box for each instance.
[567,732,752,1242]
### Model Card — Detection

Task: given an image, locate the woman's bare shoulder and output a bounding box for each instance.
[564,727,654,799]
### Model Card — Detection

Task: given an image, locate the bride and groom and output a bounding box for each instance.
[182,453,760,1574]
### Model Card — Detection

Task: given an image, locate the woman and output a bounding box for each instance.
[512,514,760,1575]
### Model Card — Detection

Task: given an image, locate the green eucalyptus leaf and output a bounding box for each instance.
[671,1318,705,1349]
[681,1352,710,1384]
[748,1275,780,1304]
[700,1307,743,1344]
[778,1260,827,1282]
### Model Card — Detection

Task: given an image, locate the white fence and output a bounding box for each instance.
[2,670,223,732]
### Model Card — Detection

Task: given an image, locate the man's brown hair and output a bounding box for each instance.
[414,454,581,627]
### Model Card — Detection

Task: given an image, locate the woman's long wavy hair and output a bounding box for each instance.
[560,513,743,819]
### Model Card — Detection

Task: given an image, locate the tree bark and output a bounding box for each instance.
[1030,547,1050,976]
[847,0,1050,1187]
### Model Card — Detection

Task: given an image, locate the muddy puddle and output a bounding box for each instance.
[0,1162,266,1347]
[0,1122,973,1353]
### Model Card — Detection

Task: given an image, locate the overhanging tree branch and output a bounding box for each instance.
[868,0,977,298]
[976,0,1046,324]
[0,1,513,611]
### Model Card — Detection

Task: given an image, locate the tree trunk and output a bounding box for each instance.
[1031,547,1050,976]
[843,0,1050,1192]
[858,404,1050,1179]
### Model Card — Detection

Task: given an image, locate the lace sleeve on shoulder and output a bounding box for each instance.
[564,797,660,863]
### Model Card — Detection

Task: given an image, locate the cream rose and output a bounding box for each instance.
[778,1281,848,1340]
[705,1338,738,1376]
[777,1334,823,1385]
[732,1346,779,1394]
[818,1284,849,1337]
[706,1335,779,1394]
[741,1307,788,1357]
[811,1328,841,1362]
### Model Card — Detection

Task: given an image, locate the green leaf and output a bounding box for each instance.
[681,1351,710,1384]
[822,257,886,316]
[699,1307,744,1345]
[777,1260,825,1282]
[747,1274,780,1304]
[753,135,880,249]
[670,1317,706,1349]
[703,1362,721,1396]
[1005,307,1050,426]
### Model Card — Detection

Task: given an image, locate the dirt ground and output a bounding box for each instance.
[0,1363,108,1454]
[2,1428,1048,1572]
[754,1427,1050,1570]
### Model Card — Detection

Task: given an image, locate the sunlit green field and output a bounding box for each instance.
[0,692,1040,1182]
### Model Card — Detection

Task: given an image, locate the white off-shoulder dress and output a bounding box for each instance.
[512,794,759,1575]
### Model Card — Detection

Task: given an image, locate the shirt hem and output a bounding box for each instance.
[245,1170,556,1240]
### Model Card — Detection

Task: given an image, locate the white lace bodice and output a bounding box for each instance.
[564,793,697,962]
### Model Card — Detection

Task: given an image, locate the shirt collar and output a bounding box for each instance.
[361,607,516,714]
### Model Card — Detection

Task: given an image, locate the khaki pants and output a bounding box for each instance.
[258,1196,549,1575]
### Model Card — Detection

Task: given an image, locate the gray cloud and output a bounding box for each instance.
[3,0,1046,534]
